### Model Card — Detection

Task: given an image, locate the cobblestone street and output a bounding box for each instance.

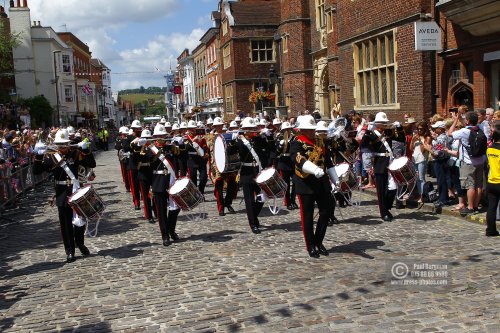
[0,151,498,333]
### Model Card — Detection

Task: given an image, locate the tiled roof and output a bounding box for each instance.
[230,1,280,26]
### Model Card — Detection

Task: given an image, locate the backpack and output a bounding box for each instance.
[422,181,437,203]
[468,127,487,157]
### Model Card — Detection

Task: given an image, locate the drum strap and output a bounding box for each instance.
[150,146,177,180]
[240,136,262,172]
[374,130,394,160]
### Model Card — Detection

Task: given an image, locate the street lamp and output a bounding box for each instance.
[52,50,61,127]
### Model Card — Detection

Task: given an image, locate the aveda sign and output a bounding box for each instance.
[414,21,442,51]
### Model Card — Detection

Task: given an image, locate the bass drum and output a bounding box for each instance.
[214,134,240,174]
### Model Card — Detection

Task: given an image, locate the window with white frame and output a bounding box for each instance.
[251,40,274,63]
[224,85,233,113]
[62,55,71,73]
[354,31,397,107]
[282,35,288,53]
[316,0,326,29]
[65,85,74,102]
[222,19,228,36]
[326,10,333,33]
[223,45,231,69]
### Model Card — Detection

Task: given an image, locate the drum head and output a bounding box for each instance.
[256,168,276,183]
[69,186,91,202]
[334,163,349,177]
[169,178,189,195]
[389,156,408,171]
[214,136,227,172]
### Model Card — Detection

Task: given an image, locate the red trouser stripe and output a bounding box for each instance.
[297,194,309,252]
[128,170,139,206]
[280,170,288,206]
[120,163,126,184]
[214,178,223,213]
[139,183,148,219]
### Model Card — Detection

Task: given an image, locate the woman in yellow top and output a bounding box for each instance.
[486,122,500,236]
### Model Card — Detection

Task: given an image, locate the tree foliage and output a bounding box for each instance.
[22,95,54,128]
[0,21,20,74]
[119,86,166,95]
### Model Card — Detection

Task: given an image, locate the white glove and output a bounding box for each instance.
[302,160,322,177]
[137,138,147,146]
[279,139,284,146]
[34,142,46,155]
[393,121,401,127]
[314,168,325,179]
[78,141,90,150]
[367,123,375,131]
[231,132,239,140]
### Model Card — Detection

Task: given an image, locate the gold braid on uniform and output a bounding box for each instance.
[295,136,325,179]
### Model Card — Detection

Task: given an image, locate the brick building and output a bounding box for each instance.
[436,0,500,114]
[201,26,223,120]
[192,43,207,121]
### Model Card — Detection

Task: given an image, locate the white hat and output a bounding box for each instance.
[207,118,213,125]
[315,121,328,132]
[179,122,187,129]
[222,126,228,131]
[54,129,71,144]
[374,112,389,123]
[119,126,129,134]
[272,118,282,125]
[196,121,203,128]
[128,129,134,135]
[229,120,238,128]
[131,120,142,128]
[296,115,317,130]
[259,118,268,126]
[281,121,293,131]
[241,117,258,129]
[66,126,75,136]
[405,117,416,124]
[141,129,152,138]
[172,123,180,130]
[187,120,197,129]
[164,122,172,128]
[431,121,446,129]
[159,117,166,124]
[75,132,81,138]
[213,117,224,126]
[235,116,241,122]
[153,124,167,136]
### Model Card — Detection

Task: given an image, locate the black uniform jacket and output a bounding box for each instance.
[362,126,405,175]
[33,148,96,207]
[290,135,333,195]
[237,134,269,184]
[123,134,141,170]
[150,144,175,193]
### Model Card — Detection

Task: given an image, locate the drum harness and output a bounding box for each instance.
[54,153,103,237]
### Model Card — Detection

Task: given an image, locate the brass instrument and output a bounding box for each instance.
[282,130,289,155]
[295,135,324,179]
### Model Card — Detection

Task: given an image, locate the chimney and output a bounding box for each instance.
[17,0,20,8]
[9,0,14,8]
[23,0,27,7]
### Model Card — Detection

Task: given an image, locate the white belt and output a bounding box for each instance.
[138,163,150,167]
[281,153,290,157]
[242,162,258,167]
[153,170,169,175]
[375,153,391,157]
[55,180,73,185]
[188,152,198,155]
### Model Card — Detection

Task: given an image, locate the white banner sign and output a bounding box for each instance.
[414,21,442,51]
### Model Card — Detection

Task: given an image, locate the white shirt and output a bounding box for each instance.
[478,120,491,140]
[451,127,484,166]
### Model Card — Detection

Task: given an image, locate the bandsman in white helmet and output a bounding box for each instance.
[173,122,188,177]
[276,121,298,210]
[362,111,405,222]
[290,114,334,258]
[164,122,172,134]
[185,120,209,195]
[159,117,166,124]
[229,120,239,132]
[115,126,131,192]
[33,128,96,263]
[124,119,144,210]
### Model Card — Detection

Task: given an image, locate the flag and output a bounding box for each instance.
[82,83,94,96]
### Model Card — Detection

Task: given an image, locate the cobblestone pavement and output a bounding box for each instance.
[1,151,498,333]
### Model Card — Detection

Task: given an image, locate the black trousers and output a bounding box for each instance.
[486,182,500,235]
[153,192,180,240]
[128,169,141,208]
[297,191,331,252]
[214,176,237,213]
[120,162,130,191]
[375,172,395,218]
[58,205,85,255]
[241,182,264,228]
[139,179,153,220]
[279,169,296,206]
[188,160,208,194]
[176,157,188,177]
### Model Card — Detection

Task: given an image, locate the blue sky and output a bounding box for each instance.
[7,0,216,91]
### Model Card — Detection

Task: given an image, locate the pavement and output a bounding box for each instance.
[0,150,498,333]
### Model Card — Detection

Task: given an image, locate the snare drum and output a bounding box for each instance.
[214,134,240,174]
[255,167,287,198]
[68,185,106,220]
[388,156,416,186]
[168,177,204,211]
[334,163,358,193]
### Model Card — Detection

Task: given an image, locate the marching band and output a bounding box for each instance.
[38,110,416,262]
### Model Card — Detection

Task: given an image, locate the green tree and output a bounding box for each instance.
[0,21,20,75]
[22,95,54,128]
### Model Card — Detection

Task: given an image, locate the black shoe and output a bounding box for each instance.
[251,226,261,234]
[219,210,226,216]
[291,203,299,209]
[434,201,444,208]
[66,253,76,263]
[486,231,499,237]
[79,246,90,256]
[308,248,320,258]
[382,215,393,222]
[317,244,329,256]
[148,218,156,224]
[395,201,405,209]
[126,189,131,193]
[226,205,236,214]
[459,207,474,216]
[162,238,172,246]
[387,211,394,219]
[331,216,339,224]
[134,205,140,210]
[170,232,180,241]
[287,205,294,210]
